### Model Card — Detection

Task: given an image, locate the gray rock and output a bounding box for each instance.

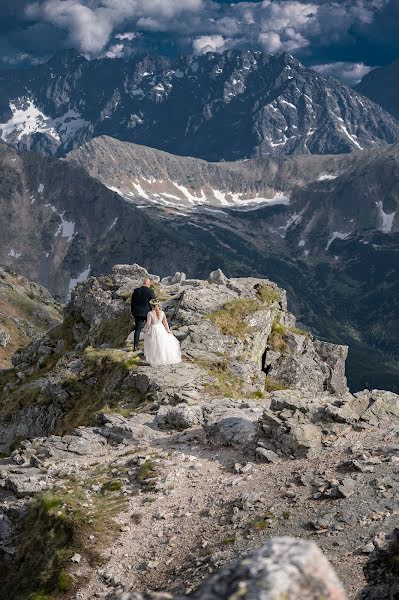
[357,389,399,427]
[96,413,157,445]
[202,401,262,450]
[358,528,399,599]
[155,404,203,430]
[71,552,82,563]
[260,402,323,458]
[162,272,186,285]
[188,537,346,600]
[313,340,349,395]
[0,328,11,348]
[256,447,280,463]
[207,269,228,285]
[5,470,47,498]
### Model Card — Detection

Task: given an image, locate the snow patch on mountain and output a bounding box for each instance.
[0,99,90,147]
[326,231,351,250]
[0,99,60,143]
[126,178,290,210]
[318,174,338,181]
[376,201,396,233]
[45,203,76,242]
[67,265,91,299]
[54,109,90,144]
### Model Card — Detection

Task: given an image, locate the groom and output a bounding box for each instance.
[131,278,156,351]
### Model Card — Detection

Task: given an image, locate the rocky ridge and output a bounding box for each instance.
[0,265,62,368]
[0,264,398,599]
[1,49,399,160]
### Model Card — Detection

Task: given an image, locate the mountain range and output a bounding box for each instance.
[1,49,399,160]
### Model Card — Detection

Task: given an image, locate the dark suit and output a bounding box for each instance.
[131,285,156,349]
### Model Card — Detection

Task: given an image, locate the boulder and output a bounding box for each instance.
[267,332,348,395]
[202,400,262,450]
[110,538,346,600]
[161,272,187,285]
[187,537,346,600]
[208,269,228,285]
[155,403,203,430]
[358,529,399,599]
[112,264,159,283]
[96,413,157,445]
[356,389,399,427]
[313,340,349,395]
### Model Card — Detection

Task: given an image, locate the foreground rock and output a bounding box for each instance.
[112,537,346,600]
[358,529,399,599]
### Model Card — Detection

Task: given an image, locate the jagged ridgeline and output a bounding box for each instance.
[1,50,399,159]
[0,264,398,600]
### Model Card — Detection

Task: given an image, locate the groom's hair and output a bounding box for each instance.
[143,278,151,287]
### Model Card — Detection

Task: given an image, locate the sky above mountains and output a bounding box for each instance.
[1,0,398,85]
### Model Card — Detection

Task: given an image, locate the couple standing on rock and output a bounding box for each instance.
[130,278,181,367]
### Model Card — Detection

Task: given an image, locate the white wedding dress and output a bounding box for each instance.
[143,310,181,367]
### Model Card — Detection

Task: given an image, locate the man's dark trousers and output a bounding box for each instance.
[133,317,146,350]
[131,285,156,350]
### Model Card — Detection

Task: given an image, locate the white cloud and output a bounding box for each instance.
[115,32,138,41]
[193,34,227,55]
[26,0,205,54]
[103,43,125,58]
[24,0,389,60]
[312,61,375,85]
[1,52,41,65]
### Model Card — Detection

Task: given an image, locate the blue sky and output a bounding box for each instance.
[1,0,398,84]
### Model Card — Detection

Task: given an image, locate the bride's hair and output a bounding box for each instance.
[153,304,161,319]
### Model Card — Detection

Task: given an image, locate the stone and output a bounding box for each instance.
[96,413,157,445]
[358,528,399,599]
[202,401,262,450]
[313,340,349,395]
[5,471,47,498]
[256,448,280,463]
[155,404,203,430]
[207,269,228,285]
[337,478,357,499]
[162,272,186,285]
[0,328,11,348]
[71,553,82,563]
[186,537,346,600]
[356,389,399,427]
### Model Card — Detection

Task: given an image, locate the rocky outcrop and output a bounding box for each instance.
[0,266,62,368]
[186,537,347,600]
[2,264,398,457]
[357,529,399,599]
[111,537,346,600]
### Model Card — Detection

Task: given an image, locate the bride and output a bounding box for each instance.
[143,299,181,367]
